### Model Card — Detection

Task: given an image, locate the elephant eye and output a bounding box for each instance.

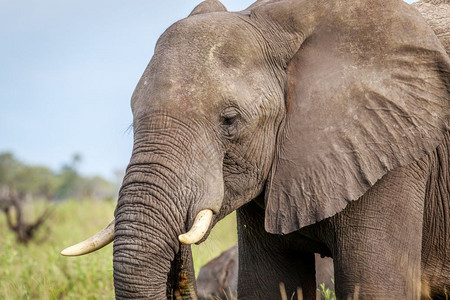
[222,115,238,126]
[220,108,239,125]
[220,108,240,138]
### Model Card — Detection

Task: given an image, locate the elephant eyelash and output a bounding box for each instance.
[125,123,134,135]
[220,109,241,138]
[220,106,240,125]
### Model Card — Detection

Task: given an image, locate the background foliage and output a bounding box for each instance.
[0,199,237,299]
[0,152,117,201]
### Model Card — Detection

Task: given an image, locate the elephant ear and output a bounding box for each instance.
[413,0,450,55]
[189,0,227,16]
[256,0,450,234]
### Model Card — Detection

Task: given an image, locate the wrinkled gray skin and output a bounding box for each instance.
[197,245,334,300]
[113,0,450,299]
[413,0,450,56]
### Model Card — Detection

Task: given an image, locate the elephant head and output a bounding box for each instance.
[62,0,449,298]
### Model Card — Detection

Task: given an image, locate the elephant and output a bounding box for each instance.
[196,245,238,300]
[61,0,450,299]
[413,0,450,56]
[196,245,334,300]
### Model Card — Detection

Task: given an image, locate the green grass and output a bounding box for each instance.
[0,200,237,299]
[317,281,336,300]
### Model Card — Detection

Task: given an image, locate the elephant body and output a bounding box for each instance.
[63,0,450,299]
[197,245,335,300]
[238,131,449,299]
[419,131,450,298]
[413,0,450,56]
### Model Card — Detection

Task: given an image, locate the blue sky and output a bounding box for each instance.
[0,0,254,180]
[0,0,416,180]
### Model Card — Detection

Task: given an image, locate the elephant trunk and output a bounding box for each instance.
[113,118,223,299]
[113,181,185,298]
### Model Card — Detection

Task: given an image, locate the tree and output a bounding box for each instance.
[0,151,118,201]
[0,187,52,244]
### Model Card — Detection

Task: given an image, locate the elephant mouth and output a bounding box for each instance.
[166,247,197,299]
[168,210,216,298]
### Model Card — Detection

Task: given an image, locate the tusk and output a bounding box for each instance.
[178,209,213,245]
[61,219,114,256]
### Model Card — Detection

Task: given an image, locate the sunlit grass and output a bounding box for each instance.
[0,200,116,299]
[0,199,237,299]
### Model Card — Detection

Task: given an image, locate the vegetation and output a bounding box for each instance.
[0,151,118,245]
[318,281,336,300]
[0,152,117,201]
[0,200,116,299]
[0,199,237,299]
[0,192,53,244]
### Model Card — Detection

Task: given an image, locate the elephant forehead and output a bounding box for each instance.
[132,61,246,116]
[131,13,265,115]
[156,13,260,70]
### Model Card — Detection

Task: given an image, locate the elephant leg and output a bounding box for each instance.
[320,162,429,300]
[236,200,316,300]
